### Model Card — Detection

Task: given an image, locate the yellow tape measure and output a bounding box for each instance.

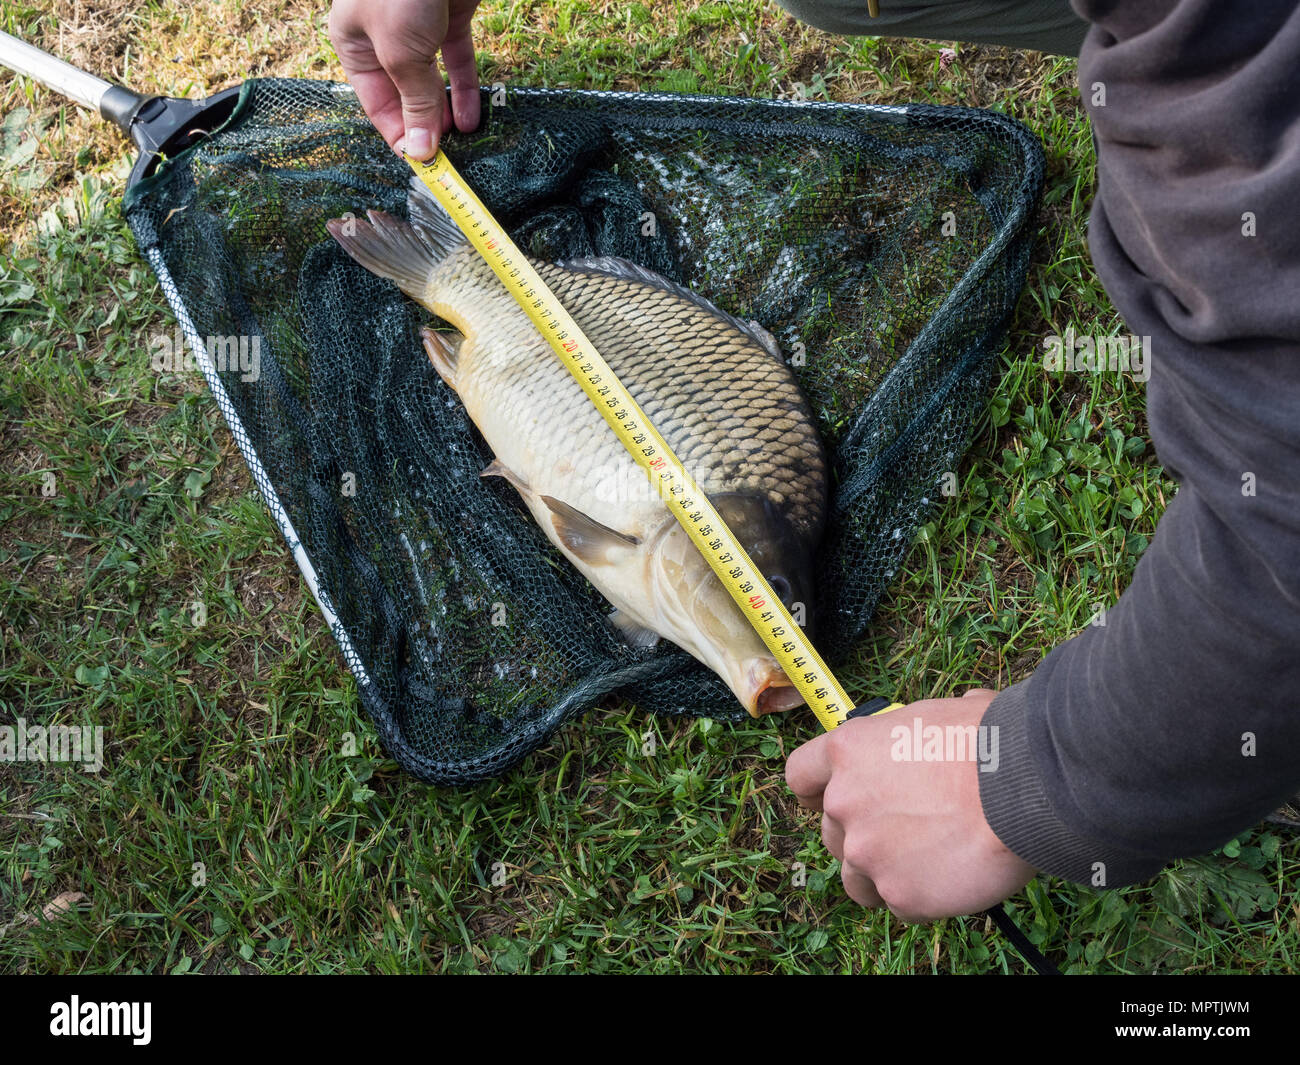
[408,150,902,730]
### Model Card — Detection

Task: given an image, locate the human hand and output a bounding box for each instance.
[785,688,1036,922]
[328,0,482,159]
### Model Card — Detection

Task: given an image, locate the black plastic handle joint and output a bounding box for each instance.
[99,83,243,187]
[845,696,896,720]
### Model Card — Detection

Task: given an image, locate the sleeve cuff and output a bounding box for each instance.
[978,680,1168,888]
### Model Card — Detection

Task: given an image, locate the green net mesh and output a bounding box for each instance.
[122,78,1043,785]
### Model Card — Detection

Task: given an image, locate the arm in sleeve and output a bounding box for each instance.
[979,0,1300,887]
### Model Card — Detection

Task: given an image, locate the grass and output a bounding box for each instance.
[2,0,1297,974]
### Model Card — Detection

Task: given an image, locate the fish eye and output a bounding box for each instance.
[767,574,792,602]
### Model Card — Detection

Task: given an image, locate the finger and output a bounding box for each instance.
[840,864,883,908]
[785,733,834,810]
[440,28,481,133]
[345,66,408,151]
[380,48,448,160]
[963,687,997,698]
[820,813,844,859]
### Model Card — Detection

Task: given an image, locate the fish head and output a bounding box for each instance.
[648,493,816,717]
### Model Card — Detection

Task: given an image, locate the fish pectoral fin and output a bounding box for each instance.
[421,327,463,389]
[609,609,662,650]
[541,494,640,565]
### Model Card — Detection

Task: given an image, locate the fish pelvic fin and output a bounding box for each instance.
[326,179,465,302]
[421,327,463,389]
[480,459,530,494]
[540,494,641,566]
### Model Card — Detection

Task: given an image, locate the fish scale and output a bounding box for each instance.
[427,246,827,544]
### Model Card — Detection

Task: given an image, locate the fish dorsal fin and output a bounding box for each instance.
[555,256,783,360]
[540,494,640,565]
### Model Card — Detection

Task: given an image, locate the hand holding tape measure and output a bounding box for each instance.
[407,150,903,732]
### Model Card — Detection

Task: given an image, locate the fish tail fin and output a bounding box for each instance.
[325,177,466,301]
[405,175,467,254]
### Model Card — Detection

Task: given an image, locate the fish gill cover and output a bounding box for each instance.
[122,79,1044,784]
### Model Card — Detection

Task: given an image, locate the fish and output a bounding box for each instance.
[326,178,828,716]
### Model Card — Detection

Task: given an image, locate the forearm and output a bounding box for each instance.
[981,0,1300,886]
[983,483,1300,886]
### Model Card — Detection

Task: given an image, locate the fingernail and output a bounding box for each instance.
[404,127,433,159]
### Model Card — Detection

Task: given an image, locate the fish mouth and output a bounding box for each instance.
[741,660,806,718]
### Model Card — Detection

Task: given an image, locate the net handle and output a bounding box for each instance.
[0,29,115,112]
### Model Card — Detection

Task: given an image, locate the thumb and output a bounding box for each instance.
[382,50,446,160]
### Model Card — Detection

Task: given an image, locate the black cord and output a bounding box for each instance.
[984,904,1061,975]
